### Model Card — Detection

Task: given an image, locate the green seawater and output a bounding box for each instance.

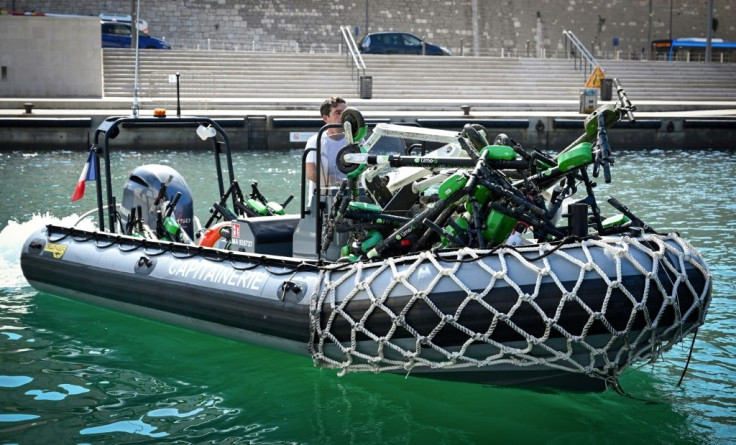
[1,148,734,444]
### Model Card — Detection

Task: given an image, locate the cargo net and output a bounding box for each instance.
[308,233,711,384]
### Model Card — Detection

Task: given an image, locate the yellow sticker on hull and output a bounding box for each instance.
[44,243,67,259]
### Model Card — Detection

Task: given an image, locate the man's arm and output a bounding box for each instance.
[304,134,319,183]
[305,162,317,182]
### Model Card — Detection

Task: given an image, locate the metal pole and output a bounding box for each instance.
[364,0,368,35]
[705,0,713,63]
[131,0,140,117]
[536,12,542,58]
[647,0,653,60]
[669,0,673,41]
[472,0,479,56]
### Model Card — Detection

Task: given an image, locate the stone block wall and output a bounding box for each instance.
[2,0,734,57]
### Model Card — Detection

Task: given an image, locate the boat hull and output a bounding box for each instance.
[21,225,712,390]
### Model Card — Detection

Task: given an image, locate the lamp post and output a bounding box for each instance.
[647,0,653,60]
[705,0,713,63]
[472,0,479,56]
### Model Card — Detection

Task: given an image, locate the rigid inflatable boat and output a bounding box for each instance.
[20,81,712,390]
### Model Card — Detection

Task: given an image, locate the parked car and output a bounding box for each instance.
[359,32,451,55]
[101,21,171,49]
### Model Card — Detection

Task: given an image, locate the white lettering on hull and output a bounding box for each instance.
[168,260,266,292]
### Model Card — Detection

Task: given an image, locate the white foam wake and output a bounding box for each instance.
[0,213,94,289]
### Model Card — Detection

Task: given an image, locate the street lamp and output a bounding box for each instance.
[647,0,653,60]
[669,0,673,41]
[705,0,713,63]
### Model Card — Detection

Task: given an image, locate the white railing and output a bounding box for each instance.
[339,25,367,94]
[563,30,601,77]
[168,38,340,54]
[139,38,734,63]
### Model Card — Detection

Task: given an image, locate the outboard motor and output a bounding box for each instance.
[121,164,195,238]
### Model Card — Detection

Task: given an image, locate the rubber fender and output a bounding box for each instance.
[199,221,231,248]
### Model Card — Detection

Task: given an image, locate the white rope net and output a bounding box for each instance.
[309,233,711,384]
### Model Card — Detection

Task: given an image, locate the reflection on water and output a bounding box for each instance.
[0,148,734,443]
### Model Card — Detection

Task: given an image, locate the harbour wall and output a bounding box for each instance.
[2,0,735,57]
[1,113,734,152]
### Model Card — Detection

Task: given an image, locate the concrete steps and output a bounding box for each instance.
[97,49,736,112]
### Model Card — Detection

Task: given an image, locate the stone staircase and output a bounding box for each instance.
[102,49,736,112]
[103,50,359,104]
[600,60,736,101]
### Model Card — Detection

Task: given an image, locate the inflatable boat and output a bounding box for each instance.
[20,82,712,391]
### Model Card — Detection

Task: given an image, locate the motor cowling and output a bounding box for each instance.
[121,164,194,239]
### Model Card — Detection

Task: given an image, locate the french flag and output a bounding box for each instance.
[71,148,97,202]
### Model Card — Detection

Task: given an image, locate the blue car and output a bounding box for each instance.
[101,21,171,49]
[359,32,451,55]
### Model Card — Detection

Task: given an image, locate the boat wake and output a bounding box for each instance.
[0,213,94,289]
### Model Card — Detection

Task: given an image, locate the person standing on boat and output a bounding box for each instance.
[305,96,348,192]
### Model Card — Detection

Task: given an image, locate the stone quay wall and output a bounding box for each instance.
[3,0,734,57]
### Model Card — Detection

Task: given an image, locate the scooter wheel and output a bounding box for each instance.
[341,107,367,141]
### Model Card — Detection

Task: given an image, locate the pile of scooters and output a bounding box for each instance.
[325,79,645,261]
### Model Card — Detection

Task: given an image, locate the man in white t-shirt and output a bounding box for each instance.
[305,96,348,192]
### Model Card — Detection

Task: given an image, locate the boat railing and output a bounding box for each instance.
[299,122,344,262]
[563,30,602,80]
[339,25,367,94]
[91,116,234,232]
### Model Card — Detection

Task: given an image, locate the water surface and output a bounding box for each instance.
[1,148,734,444]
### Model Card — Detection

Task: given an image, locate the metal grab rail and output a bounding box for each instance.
[563,30,598,66]
[563,30,601,80]
[339,25,367,93]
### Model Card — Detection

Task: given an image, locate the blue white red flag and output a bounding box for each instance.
[71,148,97,202]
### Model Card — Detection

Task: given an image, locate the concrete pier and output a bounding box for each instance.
[1,46,734,152]
[1,103,734,151]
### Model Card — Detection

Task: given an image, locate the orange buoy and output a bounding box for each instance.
[198,221,231,247]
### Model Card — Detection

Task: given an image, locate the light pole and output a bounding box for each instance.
[647,0,653,60]
[669,0,673,41]
[472,0,479,56]
[705,0,713,63]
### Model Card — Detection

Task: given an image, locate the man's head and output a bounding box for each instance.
[320,96,347,133]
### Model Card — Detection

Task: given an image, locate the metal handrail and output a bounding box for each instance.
[563,30,602,80]
[563,30,598,66]
[339,25,367,93]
